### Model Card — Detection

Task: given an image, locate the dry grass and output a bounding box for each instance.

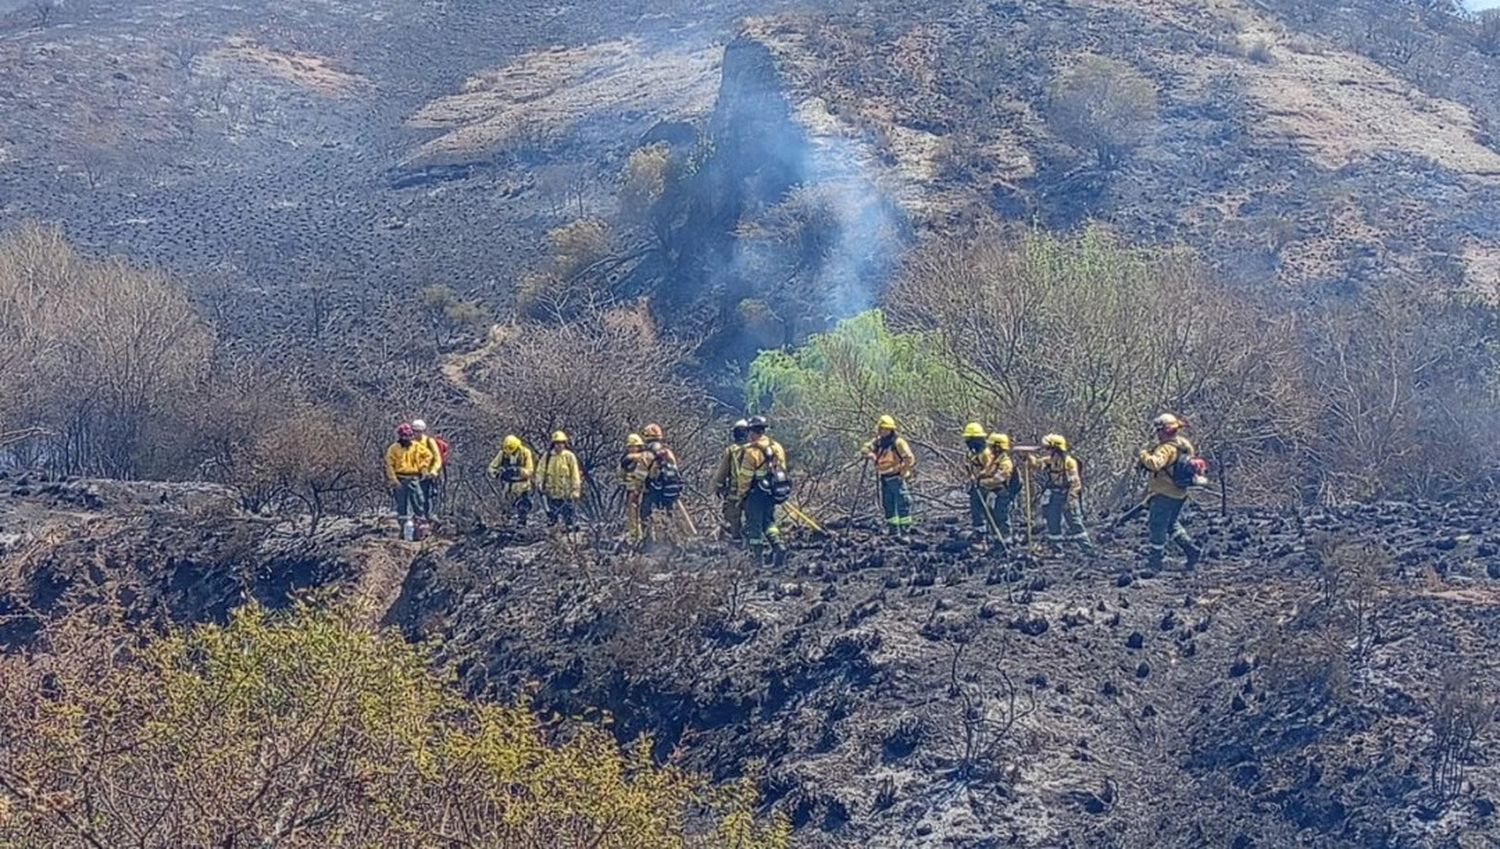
[200,38,366,96]
[405,40,722,166]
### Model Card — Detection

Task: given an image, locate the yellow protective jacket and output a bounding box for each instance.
[487,444,535,493]
[538,448,582,500]
[735,435,787,499]
[416,435,445,476]
[1030,452,1082,498]
[965,448,992,484]
[712,444,745,498]
[386,440,436,486]
[619,448,650,493]
[978,451,1015,492]
[1139,435,1194,501]
[863,435,915,478]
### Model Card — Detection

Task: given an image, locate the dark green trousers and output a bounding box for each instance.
[880,475,913,531]
[1042,489,1092,548]
[1146,494,1193,566]
[743,489,784,558]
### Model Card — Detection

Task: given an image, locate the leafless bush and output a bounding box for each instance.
[1046,55,1160,169]
[30,0,56,28]
[1480,10,1500,56]
[938,631,1036,783]
[463,305,716,519]
[1428,670,1495,803]
[0,223,213,479]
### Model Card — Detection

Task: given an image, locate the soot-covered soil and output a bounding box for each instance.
[394,502,1500,848]
[3,472,1497,847]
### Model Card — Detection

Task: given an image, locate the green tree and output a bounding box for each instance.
[746,309,980,463]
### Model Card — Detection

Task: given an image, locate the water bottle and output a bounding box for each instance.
[402,518,415,541]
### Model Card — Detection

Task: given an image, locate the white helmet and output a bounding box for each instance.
[411,419,429,433]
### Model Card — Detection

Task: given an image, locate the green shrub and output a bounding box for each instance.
[0,604,790,849]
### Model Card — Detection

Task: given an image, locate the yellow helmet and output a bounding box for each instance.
[1153,413,1183,433]
[1042,433,1068,452]
[551,430,569,443]
[988,432,1011,450]
[877,414,897,431]
[962,422,986,439]
[626,433,645,448]
[502,435,522,452]
[642,423,664,441]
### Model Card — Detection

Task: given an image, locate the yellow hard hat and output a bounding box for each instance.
[962,422,986,439]
[642,423,664,441]
[626,433,645,448]
[502,435,522,452]
[988,432,1011,450]
[551,430,569,443]
[877,414,897,431]
[1042,433,1068,452]
[1153,413,1183,432]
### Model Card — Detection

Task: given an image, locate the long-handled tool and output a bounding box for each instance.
[975,484,1009,555]
[845,457,871,529]
[1110,497,1151,530]
[783,502,828,535]
[673,499,698,537]
[1022,463,1036,551]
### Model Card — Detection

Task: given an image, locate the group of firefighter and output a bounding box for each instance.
[383,411,1206,571]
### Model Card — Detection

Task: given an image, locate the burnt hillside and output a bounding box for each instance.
[3,473,1498,847]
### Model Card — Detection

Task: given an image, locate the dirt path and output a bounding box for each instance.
[343,536,450,627]
[439,323,516,408]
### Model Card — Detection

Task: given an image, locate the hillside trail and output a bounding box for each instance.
[440,323,516,409]
[342,534,451,628]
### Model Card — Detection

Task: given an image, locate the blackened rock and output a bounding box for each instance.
[1010,615,1049,636]
[937,538,969,554]
[1229,657,1252,678]
[1126,632,1144,650]
[1135,662,1150,679]
[1160,611,1179,632]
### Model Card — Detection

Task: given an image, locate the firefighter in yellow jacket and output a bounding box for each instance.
[1027,434,1094,551]
[538,431,582,531]
[862,415,916,536]
[977,432,1017,543]
[385,423,435,534]
[961,422,992,539]
[736,416,788,565]
[618,433,650,544]
[1137,413,1202,571]
[486,435,535,526]
[712,419,751,543]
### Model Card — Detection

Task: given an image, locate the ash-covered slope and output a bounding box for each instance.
[3,470,1498,846]
[392,503,1500,848]
[0,472,425,644]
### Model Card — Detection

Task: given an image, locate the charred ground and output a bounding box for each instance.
[5,472,1497,847]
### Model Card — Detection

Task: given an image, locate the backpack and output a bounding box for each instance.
[756,446,793,505]
[433,436,451,464]
[1170,448,1210,489]
[649,449,684,501]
